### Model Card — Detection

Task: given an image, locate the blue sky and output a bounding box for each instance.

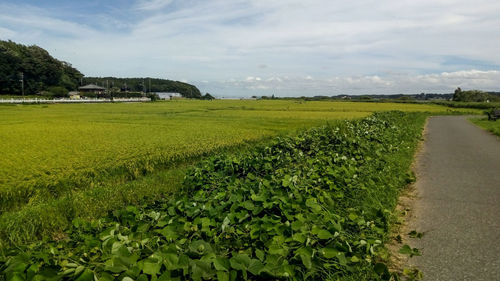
[1,0,500,97]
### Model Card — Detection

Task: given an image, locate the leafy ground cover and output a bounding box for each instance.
[470,117,500,137]
[1,111,427,280]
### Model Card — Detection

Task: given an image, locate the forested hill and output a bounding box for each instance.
[0,40,202,98]
[85,77,202,99]
[0,40,82,95]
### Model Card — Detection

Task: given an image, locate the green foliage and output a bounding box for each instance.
[401,268,423,280]
[0,40,200,99]
[432,100,500,110]
[452,87,500,102]
[0,40,83,95]
[407,230,424,239]
[0,112,427,280]
[398,245,421,257]
[201,93,215,100]
[147,93,160,101]
[45,86,69,98]
[84,77,202,99]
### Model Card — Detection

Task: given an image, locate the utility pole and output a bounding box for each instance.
[20,72,24,99]
[149,78,151,93]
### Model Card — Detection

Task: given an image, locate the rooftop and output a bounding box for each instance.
[79,84,105,90]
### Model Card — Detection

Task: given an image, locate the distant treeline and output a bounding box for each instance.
[84,77,202,99]
[311,93,455,101]
[432,101,500,110]
[288,90,500,109]
[0,40,83,96]
[0,40,203,99]
[254,93,455,101]
[266,91,500,103]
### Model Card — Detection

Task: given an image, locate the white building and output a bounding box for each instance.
[157,92,183,100]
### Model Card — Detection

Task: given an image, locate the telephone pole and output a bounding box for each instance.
[20,72,24,98]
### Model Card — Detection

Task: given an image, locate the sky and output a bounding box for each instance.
[1,0,500,97]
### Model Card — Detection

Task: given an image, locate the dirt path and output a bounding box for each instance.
[407,116,500,280]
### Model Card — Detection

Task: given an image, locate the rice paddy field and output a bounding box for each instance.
[0,100,474,245]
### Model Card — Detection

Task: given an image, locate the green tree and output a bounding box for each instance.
[201,93,215,100]
[0,40,202,98]
[0,40,83,95]
[453,87,463,101]
[45,86,69,98]
[453,87,493,102]
[86,77,203,99]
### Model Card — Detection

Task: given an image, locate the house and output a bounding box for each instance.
[68,91,80,99]
[78,84,106,94]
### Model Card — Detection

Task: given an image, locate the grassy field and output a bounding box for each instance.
[0,100,475,245]
[470,117,500,137]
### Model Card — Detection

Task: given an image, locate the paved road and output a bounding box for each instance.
[408,116,500,280]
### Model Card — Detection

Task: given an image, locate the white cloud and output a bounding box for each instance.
[134,0,174,11]
[197,70,500,97]
[0,0,499,95]
[0,26,15,37]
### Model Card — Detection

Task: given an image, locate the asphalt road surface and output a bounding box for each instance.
[408,116,500,280]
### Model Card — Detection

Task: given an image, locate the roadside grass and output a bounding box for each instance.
[470,117,500,137]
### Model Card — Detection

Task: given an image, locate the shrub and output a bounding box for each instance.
[45,86,69,98]
[147,93,160,101]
